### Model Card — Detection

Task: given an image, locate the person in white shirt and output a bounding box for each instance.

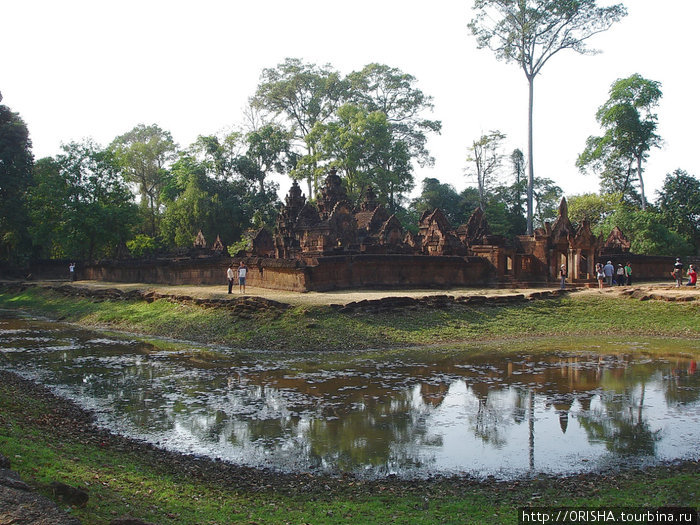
[237,261,248,294]
[227,265,235,294]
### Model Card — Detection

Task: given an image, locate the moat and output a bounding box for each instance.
[1,312,699,480]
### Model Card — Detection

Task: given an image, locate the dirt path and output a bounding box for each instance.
[22,279,700,306]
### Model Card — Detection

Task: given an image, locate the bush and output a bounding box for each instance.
[126,235,157,258]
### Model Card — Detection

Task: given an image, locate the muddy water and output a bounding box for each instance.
[1,312,699,479]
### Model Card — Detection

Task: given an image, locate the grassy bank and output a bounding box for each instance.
[1,285,699,351]
[2,371,699,525]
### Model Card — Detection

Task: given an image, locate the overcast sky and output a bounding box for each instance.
[3,0,698,203]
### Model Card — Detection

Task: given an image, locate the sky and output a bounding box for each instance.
[2,0,698,204]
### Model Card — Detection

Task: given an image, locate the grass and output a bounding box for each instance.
[1,287,699,352]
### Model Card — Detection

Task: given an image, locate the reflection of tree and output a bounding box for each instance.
[11,316,700,476]
[303,386,436,471]
[468,387,512,448]
[577,384,660,456]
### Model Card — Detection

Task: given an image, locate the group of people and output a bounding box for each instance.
[592,258,697,289]
[673,258,697,288]
[595,261,633,289]
[227,261,248,294]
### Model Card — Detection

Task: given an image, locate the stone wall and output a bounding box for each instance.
[14,253,700,291]
[72,254,493,292]
[301,254,492,291]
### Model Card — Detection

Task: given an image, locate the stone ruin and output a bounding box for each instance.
[273,169,414,261]
[258,169,606,286]
[170,169,634,290]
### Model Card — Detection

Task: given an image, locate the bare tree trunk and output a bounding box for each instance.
[636,155,647,210]
[527,76,535,234]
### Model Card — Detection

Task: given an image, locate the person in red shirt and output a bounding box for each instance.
[686,264,697,287]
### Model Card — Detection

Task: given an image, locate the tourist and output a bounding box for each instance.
[227,264,235,294]
[596,263,605,290]
[238,260,248,294]
[616,264,625,286]
[603,260,614,287]
[687,264,697,287]
[559,264,566,289]
[69,262,75,282]
[673,258,684,288]
[624,262,632,286]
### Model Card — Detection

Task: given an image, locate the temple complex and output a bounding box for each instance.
[73,169,693,291]
[233,169,603,290]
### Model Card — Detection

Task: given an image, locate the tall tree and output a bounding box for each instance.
[0,95,34,263]
[309,104,413,210]
[656,169,700,253]
[236,123,292,196]
[110,124,178,236]
[29,141,137,260]
[469,0,627,234]
[251,58,348,197]
[577,74,662,210]
[465,130,505,210]
[510,148,526,218]
[346,63,442,167]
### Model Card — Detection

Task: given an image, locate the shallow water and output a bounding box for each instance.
[1,312,699,479]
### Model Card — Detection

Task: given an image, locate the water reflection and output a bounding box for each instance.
[1,313,699,479]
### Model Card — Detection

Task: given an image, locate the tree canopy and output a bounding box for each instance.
[577,74,662,209]
[469,0,627,234]
[0,101,34,263]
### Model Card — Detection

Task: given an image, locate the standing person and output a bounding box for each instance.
[596,263,605,290]
[559,264,567,289]
[69,262,75,282]
[687,264,697,287]
[603,260,615,287]
[237,260,248,294]
[616,264,625,286]
[227,264,235,294]
[673,258,684,288]
[624,262,632,286]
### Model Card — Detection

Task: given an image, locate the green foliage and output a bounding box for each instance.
[159,154,254,249]
[410,178,467,226]
[227,238,249,257]
[238,123,293,195]
[578,74,663,208]
[656,169,700,253]
[465,130,506,210]
[308,104,413,211]
[567,192,621,227]
[346,63,441,168]
[253,58,439,201]
[110,124,178,236]
[597,206,694,256]
[126,234,157,258]
[0,103,34,263]
[28,141,138,260]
